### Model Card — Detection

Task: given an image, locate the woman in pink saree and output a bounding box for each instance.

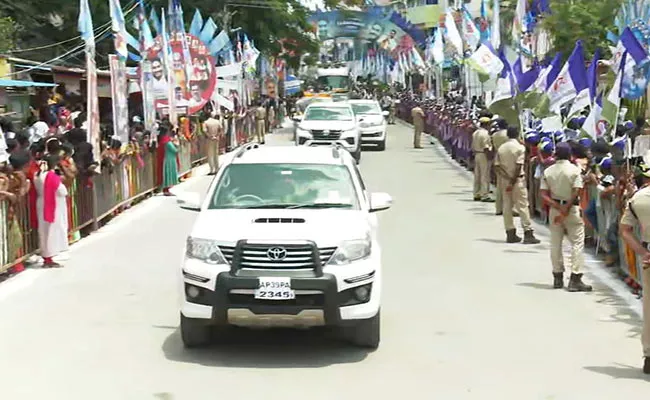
[34,154,69,268]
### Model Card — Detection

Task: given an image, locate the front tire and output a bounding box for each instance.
[180,313,212,348]
[344,310,380,349]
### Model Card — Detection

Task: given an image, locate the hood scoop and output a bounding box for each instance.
[254,217,306,224]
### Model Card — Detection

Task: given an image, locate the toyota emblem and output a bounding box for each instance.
[323,130,330,135]
[267,247,287,261]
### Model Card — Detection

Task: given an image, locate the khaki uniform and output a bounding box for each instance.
[203,117,222,173]
[540,160,585,274]
[492,129,509,213]
[255,106,266,143]
[620,186,650,358]
[412,107,425,148]
[472,127,492,199]
[268,106,276,131]
[495,139,533,231]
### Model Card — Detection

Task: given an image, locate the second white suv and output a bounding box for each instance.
[176,144,392,349]
[294,102,362,163]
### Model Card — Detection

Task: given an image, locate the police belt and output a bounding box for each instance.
[552,198,580,206]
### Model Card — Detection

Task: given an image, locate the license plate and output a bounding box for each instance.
[254,277,295,300]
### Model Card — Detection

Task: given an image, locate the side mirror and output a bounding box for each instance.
[369,192,392,213]
[382,110,389,117]
[177,192,201,211]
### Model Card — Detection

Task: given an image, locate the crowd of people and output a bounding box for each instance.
[0,86,283,276]
[399,89,650,374]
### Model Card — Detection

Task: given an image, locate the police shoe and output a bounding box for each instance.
[644,357,650,374]
[506,229,521,243]
[522,230,540,244]
[567,273,593,292]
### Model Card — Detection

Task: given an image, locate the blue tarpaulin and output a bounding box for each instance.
[0,79,57,88]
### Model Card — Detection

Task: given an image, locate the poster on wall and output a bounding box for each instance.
[109,55,129,144]
[141,33,217,115]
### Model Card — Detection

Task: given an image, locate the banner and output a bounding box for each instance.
[141,60,156,133]
[141,33,217,115]
[109,55,129,144]
[309,6,425,56]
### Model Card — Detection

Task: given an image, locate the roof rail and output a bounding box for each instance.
[235,142,260,158]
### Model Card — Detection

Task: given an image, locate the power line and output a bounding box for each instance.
[7,0,139,54]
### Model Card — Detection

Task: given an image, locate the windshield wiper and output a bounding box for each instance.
[287,202,354,209]
[219,203,295,209]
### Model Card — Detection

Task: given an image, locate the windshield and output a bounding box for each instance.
[210,163,360,210]
[351,103,381,115]
[317,75,350,90]
[304,107,353,121]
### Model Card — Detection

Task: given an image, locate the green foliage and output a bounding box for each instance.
[540,0,623,60]
[0,0,361,67]
[0,15,18,53]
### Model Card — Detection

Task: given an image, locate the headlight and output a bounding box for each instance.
[296,128,310,136]
[326,237,371,265]
[186,237,228,264]
[342,127,357,136]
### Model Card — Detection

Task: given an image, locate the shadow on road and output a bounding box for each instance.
[161,328,371,368]
[584,364,650,381]
[517,282,556,290]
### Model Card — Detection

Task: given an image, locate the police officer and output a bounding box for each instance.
[412,104,425,149]
[619,163,650,374]
[540,142,592,292]
[491,118,509,215]
[255,101,266,144]
[472,115,493,202]
[494,127,540,244]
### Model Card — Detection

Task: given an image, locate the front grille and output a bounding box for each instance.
[311,130,342,140]
[218,244,337,269]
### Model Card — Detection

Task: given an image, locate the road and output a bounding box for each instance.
[0,122,648,399]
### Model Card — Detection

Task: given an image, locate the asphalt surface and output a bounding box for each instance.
[0,122,648,399]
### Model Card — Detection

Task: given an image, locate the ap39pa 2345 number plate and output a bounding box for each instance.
[254,277,296,300]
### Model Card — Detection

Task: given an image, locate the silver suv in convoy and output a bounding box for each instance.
[294,102,362,163]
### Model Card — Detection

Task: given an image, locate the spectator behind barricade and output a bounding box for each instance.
[0,118,17,140]
[34,153,69,268]
[156,124,180,196]
[16,131,30,152]
[0,151,31,273]
[5,138,18,155]
[66,118,98,178]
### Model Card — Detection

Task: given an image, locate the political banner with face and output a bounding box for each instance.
[141,33,216,115]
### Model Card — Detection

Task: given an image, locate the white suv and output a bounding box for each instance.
[348,99,389,151]
[177,144,392,348]
[294,102,362,163]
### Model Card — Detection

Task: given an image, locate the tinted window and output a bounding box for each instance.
[210,163,360,209]
[304,107,353,121]
[351,103,381,115]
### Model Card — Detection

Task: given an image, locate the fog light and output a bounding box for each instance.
[187,286,201,299]
[354,286,370,302]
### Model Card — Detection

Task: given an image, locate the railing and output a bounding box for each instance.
[397,104,644,291]
[0,110,258,274]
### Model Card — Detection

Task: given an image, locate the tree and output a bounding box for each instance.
[540,0,622,60]
[0,15,18,53]
[0,0,363,68]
